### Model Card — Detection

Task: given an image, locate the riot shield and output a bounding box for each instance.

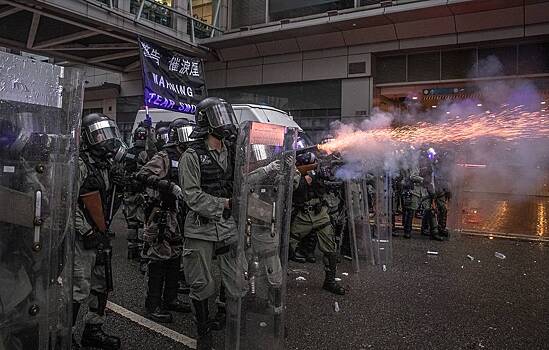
[226,121,298,350]
[0,52,83,349]
[372,170,393,270]
[344,179,374,272]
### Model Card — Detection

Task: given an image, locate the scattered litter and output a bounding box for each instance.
[335,277,342,282]
[342,272,349,276]
[259,322,268,328]
[477,260,481,263]
[494,252,506,259]
[290,269,310,275]
[488,326,496,330]
[424,261,428,264]
[382,265,387,272]
[461,265,464,269]
[523,273,527,276]
[479,341,485,348]
[334,302,340,312]
[466,255,475,261]
[295,276,306,281]
[427,251,439,255]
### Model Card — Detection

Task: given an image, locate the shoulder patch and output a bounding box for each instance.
[199,154,212,165]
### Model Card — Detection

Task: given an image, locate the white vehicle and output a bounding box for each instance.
[131,103,313,146]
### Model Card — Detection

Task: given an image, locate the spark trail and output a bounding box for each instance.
[319,106,549,154]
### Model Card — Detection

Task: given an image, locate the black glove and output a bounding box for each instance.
[82,229,110,250]
[157,179,172,192]
[110,168,126,186]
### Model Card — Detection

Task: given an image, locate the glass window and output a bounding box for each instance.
[130,0,173,28]
[408,52,440,82]
[269,0,354,22]
[441,49,476,80]
[518,43,549,75]
[231,0,267,29]
[478,46,517,77]
[376,55,406,84]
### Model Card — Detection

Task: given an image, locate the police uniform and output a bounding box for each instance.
[137,145,190,321]
[291,173,345,295]
[123,144,150,258]
[400,167,424,238]
[180,139,246,302]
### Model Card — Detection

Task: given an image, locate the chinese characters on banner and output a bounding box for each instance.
[138,37,206,115]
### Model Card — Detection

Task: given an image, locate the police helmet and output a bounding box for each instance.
[132,125,147,148]
[81,113,124,159]
[191,97,237,141]
[168,118,196,146]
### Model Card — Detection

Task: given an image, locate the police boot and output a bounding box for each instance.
[163,258,191,314]
[146,262,173,323]
[403,210,413,239]
[192,299,213,350]
[437,212,449,238]
[391,213,400,237]
[322,253,345,295]
[210,284,226,331]
[72,302,81,349]
[81,324,120,350]
[178,268,190,294]
[289,246,306,263]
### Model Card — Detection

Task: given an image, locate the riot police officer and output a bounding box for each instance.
[291,151,346,295]
[179,97,280,350]
[73,113,124,349]
[136,118,195,323]
[155,123,170,150]
[123,125,154,260]
[400,154,424,239]
[418,147,444,241]
[432,150,453,238]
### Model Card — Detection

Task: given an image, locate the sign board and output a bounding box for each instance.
[138,37,206,115]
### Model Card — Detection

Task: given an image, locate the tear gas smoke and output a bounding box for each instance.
[321,55,549,208]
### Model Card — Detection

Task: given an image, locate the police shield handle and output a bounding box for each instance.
[80,191,107,233]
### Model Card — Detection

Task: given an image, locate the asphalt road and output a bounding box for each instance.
[86,214,549,350]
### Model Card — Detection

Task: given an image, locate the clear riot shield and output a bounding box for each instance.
[372,170,393,271]
[226,121,298,350]
[0,52,83,349]
[344,179,374,272]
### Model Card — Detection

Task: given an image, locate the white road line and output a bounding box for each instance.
[107,301,196,349]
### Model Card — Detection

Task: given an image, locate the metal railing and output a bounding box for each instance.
[85,0,224,43]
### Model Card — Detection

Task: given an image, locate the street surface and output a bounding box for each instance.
[85,214,549,349]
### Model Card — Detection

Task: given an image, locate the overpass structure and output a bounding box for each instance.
[0,0,219,71]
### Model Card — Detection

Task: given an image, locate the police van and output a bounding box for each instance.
[131,103,313,147]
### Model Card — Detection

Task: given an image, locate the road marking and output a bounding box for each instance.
[107,301,197,349]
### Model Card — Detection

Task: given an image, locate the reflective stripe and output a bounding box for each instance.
[171,160,179,168]
[88,120,116,132]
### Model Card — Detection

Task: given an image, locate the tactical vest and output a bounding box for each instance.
[125,146,145,173]
[293,176,323,207]
[164,146,181,183]
[189,140,235,199]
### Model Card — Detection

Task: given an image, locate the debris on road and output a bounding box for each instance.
[335,277,342,282]
[467,255,475,261]
[341,272,349,276]
[427,251,439,255]
[334,302,340,312]
[495,252,506,259]
[259,322,267,327]
[295,276,306,281]
[290,268,310,275]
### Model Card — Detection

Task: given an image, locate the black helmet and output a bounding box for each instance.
[155,125,170,148]
[81,113,124,159]
[296,151,317,166]
[168,118,196,146]
[132,125,147,148]
[191,97,237,141]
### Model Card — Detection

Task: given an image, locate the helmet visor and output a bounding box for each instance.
[176,125,196,143]
[201,102,237,128]
[87,120,121,145]
[158,132,170,143]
